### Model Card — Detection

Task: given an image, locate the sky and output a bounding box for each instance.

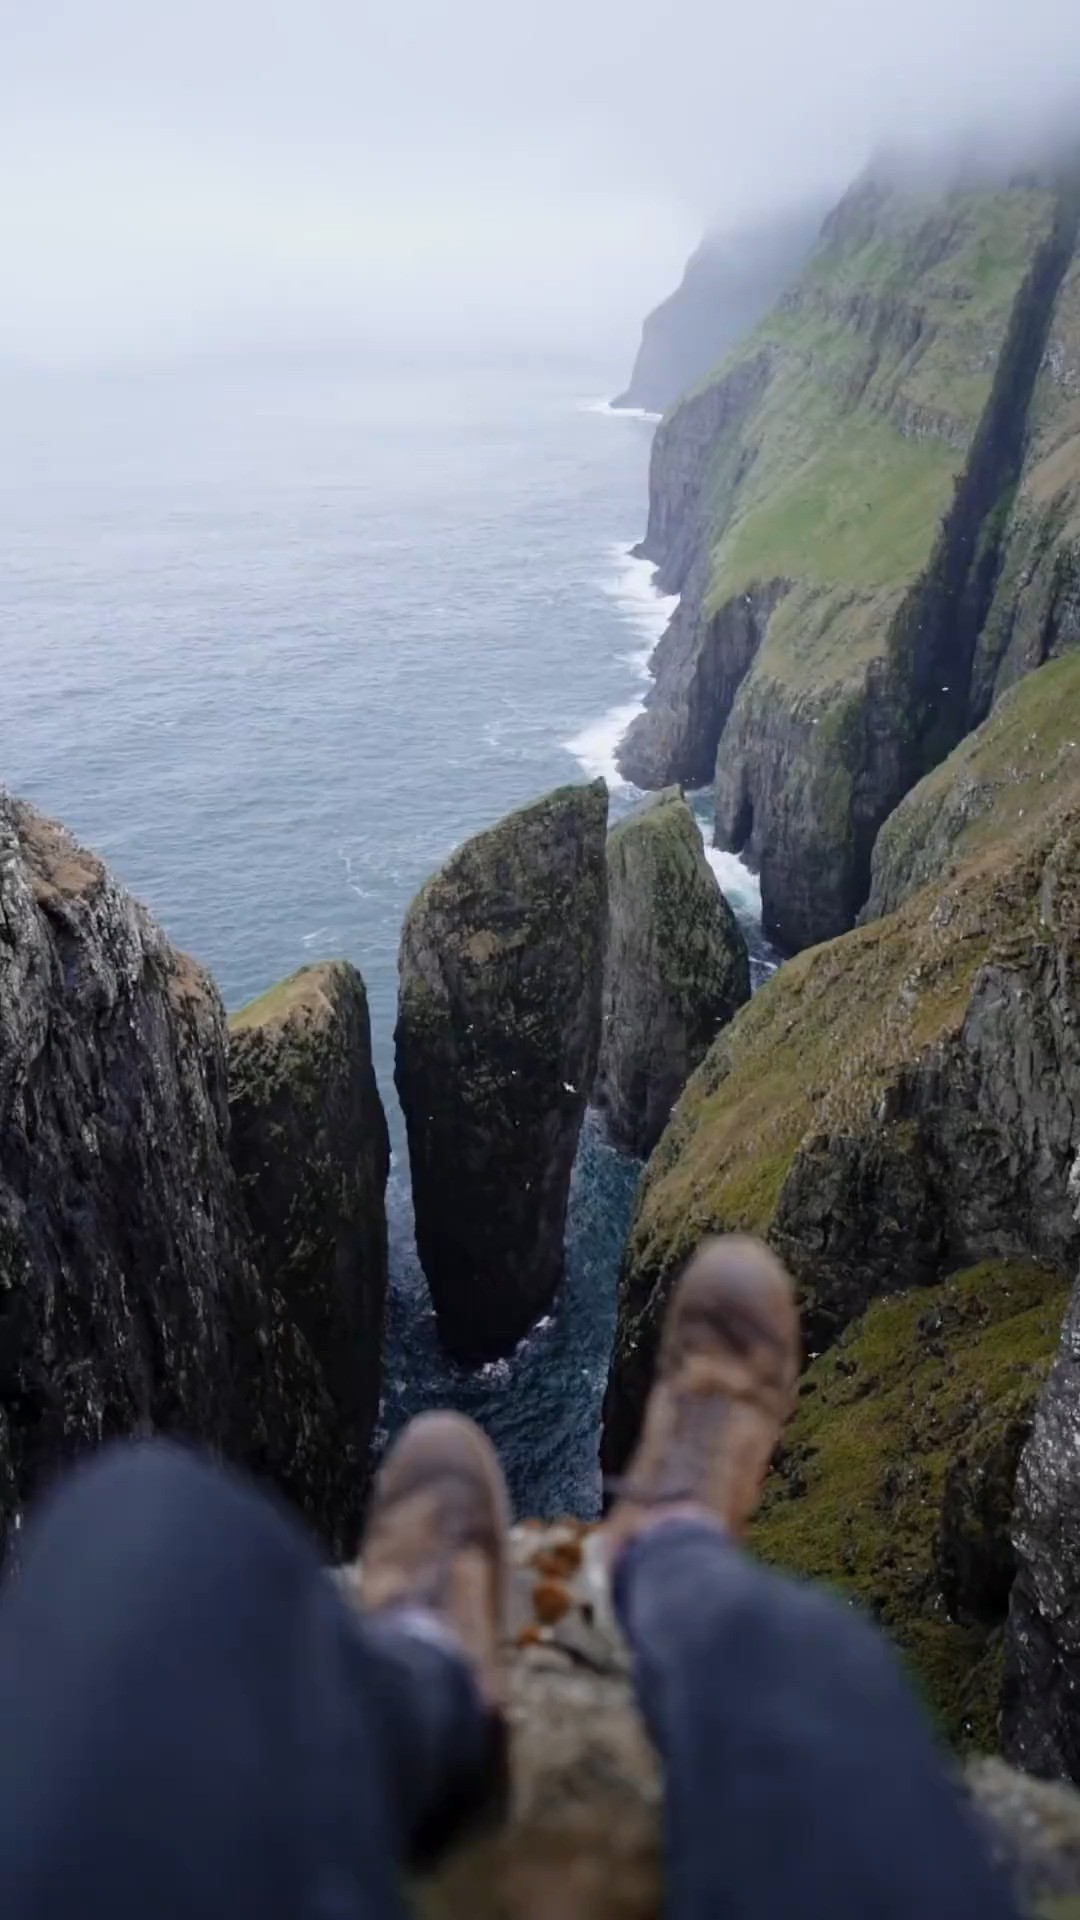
[3,0,1080,367]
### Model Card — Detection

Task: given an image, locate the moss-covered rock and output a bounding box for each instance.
[595,790,749,1158]
[395,782,608,1362]
[867,652,1080,918]
[228,961,390,1558]
[750,1260,1069,1748]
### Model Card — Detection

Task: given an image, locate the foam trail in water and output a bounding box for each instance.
[564,545,678,789]
[577,397,663,424]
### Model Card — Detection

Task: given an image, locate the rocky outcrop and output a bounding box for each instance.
[228,962,390,1557]
[1004,1245,1080,1782]
[0,793,391,1559]
[595,791,749,1157]
[599,656,1076,1712]
[395,782,608,1363]
[407,1520,1080,1918]
[867,652,1080,919]
[618,169,1080,950]
[612,205,823,415]
[0,794,254,1548]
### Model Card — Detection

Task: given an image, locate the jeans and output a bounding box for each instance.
[0,1445,1019,1919]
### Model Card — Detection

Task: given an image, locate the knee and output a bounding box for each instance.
[17,1439,315,1604]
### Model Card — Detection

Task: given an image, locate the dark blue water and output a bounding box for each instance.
[0,354,768,1515]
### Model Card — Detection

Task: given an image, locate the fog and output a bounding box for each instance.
[4,0,1080,367]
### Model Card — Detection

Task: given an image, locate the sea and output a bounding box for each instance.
[0,352,772,1516]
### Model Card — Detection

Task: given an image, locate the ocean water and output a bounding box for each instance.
[0,353,769,1516]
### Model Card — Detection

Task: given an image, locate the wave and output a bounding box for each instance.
[564,544,678,789]
[703,844,763,923]
[577,397,663,423]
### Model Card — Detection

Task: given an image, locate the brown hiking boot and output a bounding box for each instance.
[354,1411,511,1711]
[604,1236,800,1561]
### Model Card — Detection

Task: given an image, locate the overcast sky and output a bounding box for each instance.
[3,0,1080,367]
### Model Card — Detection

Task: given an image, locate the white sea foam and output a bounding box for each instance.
[564,544,679,789]
[577,397,663,423]
[703,844,763,923]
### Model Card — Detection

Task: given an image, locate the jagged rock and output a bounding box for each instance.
[612,205,823,415]
[0,794,254,1549]
[617,169,1079,949]
[0,794,391,1559]
[407,1522,1080,1919]
[228,962,390,1557]
[395,782,608,1362]
[595,790,749,1157]
[1004,1272,1080,1782]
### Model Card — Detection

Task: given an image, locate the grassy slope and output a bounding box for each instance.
[673,185,1056,693]
[871,650,1080,910]
[751,1259,1070,1748]
[629,654,1080,1282]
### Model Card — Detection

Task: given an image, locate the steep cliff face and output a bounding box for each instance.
[396,782,608,1363]
[228,962,390,1557]
[612,205,823,415]
[619,172,1078,950]
[0,795,251,1544]
[0,794,391,1558]
[972,230,1080,717]
[1004,1273,1080,1782]
[604,653,1080,1467]
[595,790,750,1158]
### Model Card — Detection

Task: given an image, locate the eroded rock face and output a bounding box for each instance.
[1004,1265,1080,1783]
[395,782,608,1363]
[0,794,252,1546]
[228,961,390,1558]
[595,791,749,1158]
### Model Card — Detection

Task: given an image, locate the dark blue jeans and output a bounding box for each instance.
[0,1445,1018,1919]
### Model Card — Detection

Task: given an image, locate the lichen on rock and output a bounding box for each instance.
[595,789,749,1158]
[395,781,608,1363]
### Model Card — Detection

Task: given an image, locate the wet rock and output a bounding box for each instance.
[228,961,390,1558]
[595,790,749,1158]
[395,782,608,1363]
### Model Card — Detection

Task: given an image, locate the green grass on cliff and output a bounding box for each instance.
[872,652,1080,906]
[229,964,341,1033]
[683,184,1056,691]
[750,1259,1069,1749]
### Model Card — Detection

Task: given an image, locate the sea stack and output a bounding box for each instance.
[395,781,608,1362]
[595,789,750,1157]
[228,960,390,1555]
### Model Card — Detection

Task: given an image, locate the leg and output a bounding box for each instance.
[614,1519,1019,1920]
[0,1438,503,1920]
[603,1237,1021,1920]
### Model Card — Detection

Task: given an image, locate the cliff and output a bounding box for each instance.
[612,205,824,415]
[0,793,388,1556]
[617,170,1080,951]
[595,790,749,1157]
[604,654,1080,1731]
[396,781,608,1362]
[228,962,390,1559]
